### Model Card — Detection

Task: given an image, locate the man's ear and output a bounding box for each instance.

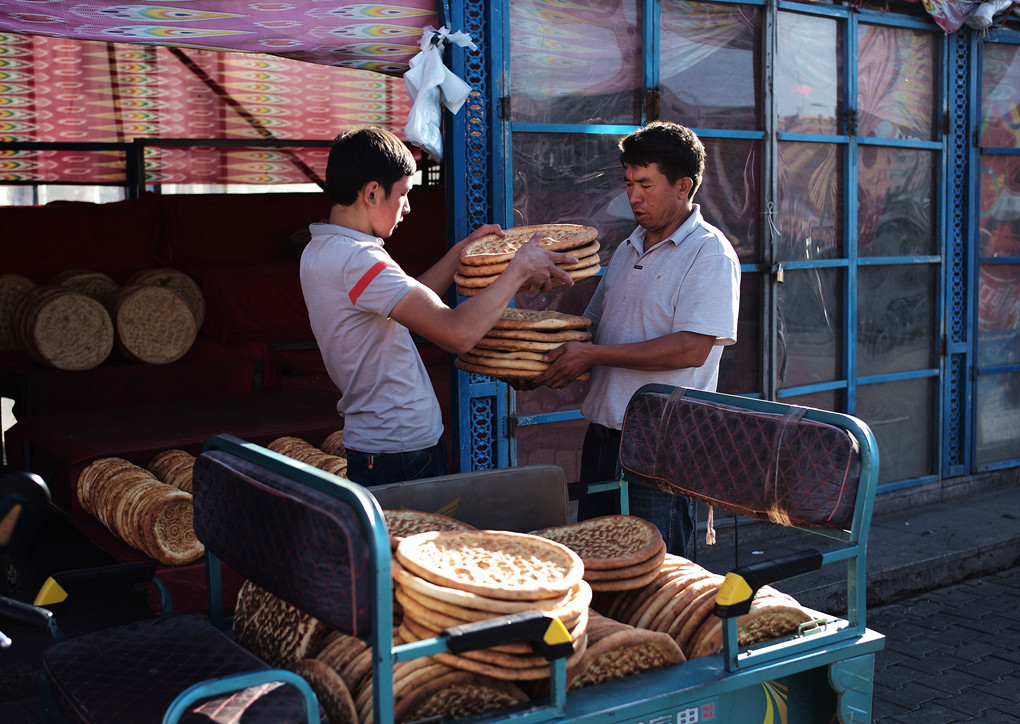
[362,180,381,205]
[677,176,694,198]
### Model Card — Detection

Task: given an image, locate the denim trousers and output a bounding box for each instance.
[345,440,447,487]
[576,422,697,558]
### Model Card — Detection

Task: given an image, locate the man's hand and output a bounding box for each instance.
[533,340,595,389]
[456,223,504,251]
[507,232,577,293]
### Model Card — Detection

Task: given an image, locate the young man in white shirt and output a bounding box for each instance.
[301,126,577,485]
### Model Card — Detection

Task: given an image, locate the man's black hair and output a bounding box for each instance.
[619,121,706,198]
[325,126,416,206]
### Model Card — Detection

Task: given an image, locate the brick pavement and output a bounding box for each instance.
[869,565,1020,723]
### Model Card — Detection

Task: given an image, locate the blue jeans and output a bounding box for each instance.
[576,423,697,558]
[345,440,447,487]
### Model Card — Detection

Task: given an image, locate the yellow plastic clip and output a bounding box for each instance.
[715,572,754,607]
[34,577,69,607]
[542,617,572,647]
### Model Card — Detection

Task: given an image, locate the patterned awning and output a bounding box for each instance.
[0,2,439,184]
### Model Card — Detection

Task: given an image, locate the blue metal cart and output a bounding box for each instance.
[28,383,882,724]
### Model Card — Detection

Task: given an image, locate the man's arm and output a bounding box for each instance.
[416,223,503,294]
[533,331,717,389]
[390,237,578,354]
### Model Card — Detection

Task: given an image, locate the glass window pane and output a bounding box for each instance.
[858,147,936,257]
[777,268,843,389]
[858,264,937,376]
[781,389,840,414]
[857,24,937,141]
[857,378,935,484]
[508,0,642,124]
[976,372,1020,466]
[699,138,761,264]
[777,142,844,261]
[977,263,1020,367]
[718,273,762,395]
[512,132,634,257]
[776,13,842,135]
[980,42,1020,149]
[659,0,762,130]
[979,156,1020,254]
[515,418,588,483]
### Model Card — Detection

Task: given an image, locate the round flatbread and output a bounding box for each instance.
[394,669,529,724]
[685,598,814,660]
[623,566,714,629]
[385,509,477,548]
[587,565,662,592]
[560,262,601,282]
[399,576,592,631]
[473,337,567,353]
[582,540,666,581]
[454,357,590,383]
[316,632,369,679]
[455,357,544,380]
[393,561,580,613]
[491,308,591,332]
[454,271,500,289]
[467,346,548,361]
[395,530,584,601]
[670,585,726,653]
[460,224,599,266]
[531,515,665,571]
[293,658,358,724]
[566,627,684,691]
[232,579,330,669]
[458,353,548,372]
[484,328,592,343]
[457,240,601,277]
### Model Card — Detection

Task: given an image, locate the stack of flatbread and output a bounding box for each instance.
[77,456,204,566]
[146,449,195,493]
[590,553,816,660]
[531,515,667,592]
[50,269,118,305]
[308,628,530,724]
[392,529,591,681]
[0,273,37,351]
[566,609,684,690]
[268,435,348,478]
[320,429,347,458]
[455,224,601,298]
[455,308,593,382]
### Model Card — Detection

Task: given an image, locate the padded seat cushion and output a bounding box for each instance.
[194,451,374,636]
[619,387,861,530]
[42,614,324,723]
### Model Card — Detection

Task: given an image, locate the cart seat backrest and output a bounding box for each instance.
[618,386,863,530]
[192,448,374,636]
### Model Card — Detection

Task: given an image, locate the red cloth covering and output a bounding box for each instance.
[1,337,257,419]
[161,192,326,267]
[194,262,313,345]
[0,195,167,283]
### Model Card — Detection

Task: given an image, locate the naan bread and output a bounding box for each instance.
[460,224,598,266]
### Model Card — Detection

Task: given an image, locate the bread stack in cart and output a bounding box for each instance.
[229,510,819,724]
[454,223,600,384]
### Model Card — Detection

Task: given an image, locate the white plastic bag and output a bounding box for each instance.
[402,26,476,161]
